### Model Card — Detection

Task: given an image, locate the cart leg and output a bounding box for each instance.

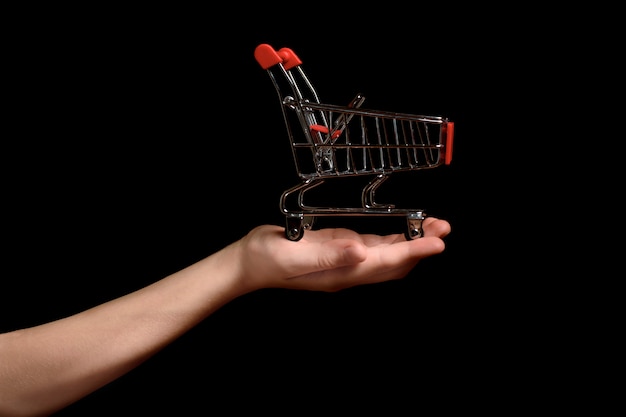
[362,174,394,209]
[405,212,426,240]
[280,178,325,214]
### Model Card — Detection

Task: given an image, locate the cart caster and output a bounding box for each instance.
[284,215,315,241]
[405,213,425,240]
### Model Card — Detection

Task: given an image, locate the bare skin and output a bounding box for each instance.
[0,218,450,417]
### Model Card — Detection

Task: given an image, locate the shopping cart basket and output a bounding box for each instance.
[254,43,454,241]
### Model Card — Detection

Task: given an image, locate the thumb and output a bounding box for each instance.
[308,239,367,271]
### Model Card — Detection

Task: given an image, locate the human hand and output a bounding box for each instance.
[230,217,451,293]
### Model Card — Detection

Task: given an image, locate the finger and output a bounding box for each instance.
[285,235,445,291]
[286,254,418,291]
[339,237,446,286]
[422,217,452,238]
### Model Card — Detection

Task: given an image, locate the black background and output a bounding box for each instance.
[1,6,545,415]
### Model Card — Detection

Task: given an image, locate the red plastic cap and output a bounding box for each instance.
[276,47,302,70]
[254,44,303,70]
[444,122,454,165]
[254,44,283,69]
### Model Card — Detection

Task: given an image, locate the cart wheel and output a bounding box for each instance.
[302,216,315,230]
[285,215,315,241]
[405,215,425,240]
[285,216,305,241]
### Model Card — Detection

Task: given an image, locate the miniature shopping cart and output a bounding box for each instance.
[254,43,454,241]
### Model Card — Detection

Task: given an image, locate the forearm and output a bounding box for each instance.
[0,243,246,417]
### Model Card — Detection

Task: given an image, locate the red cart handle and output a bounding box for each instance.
[254,44,302,70]
[444,122,454,165]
